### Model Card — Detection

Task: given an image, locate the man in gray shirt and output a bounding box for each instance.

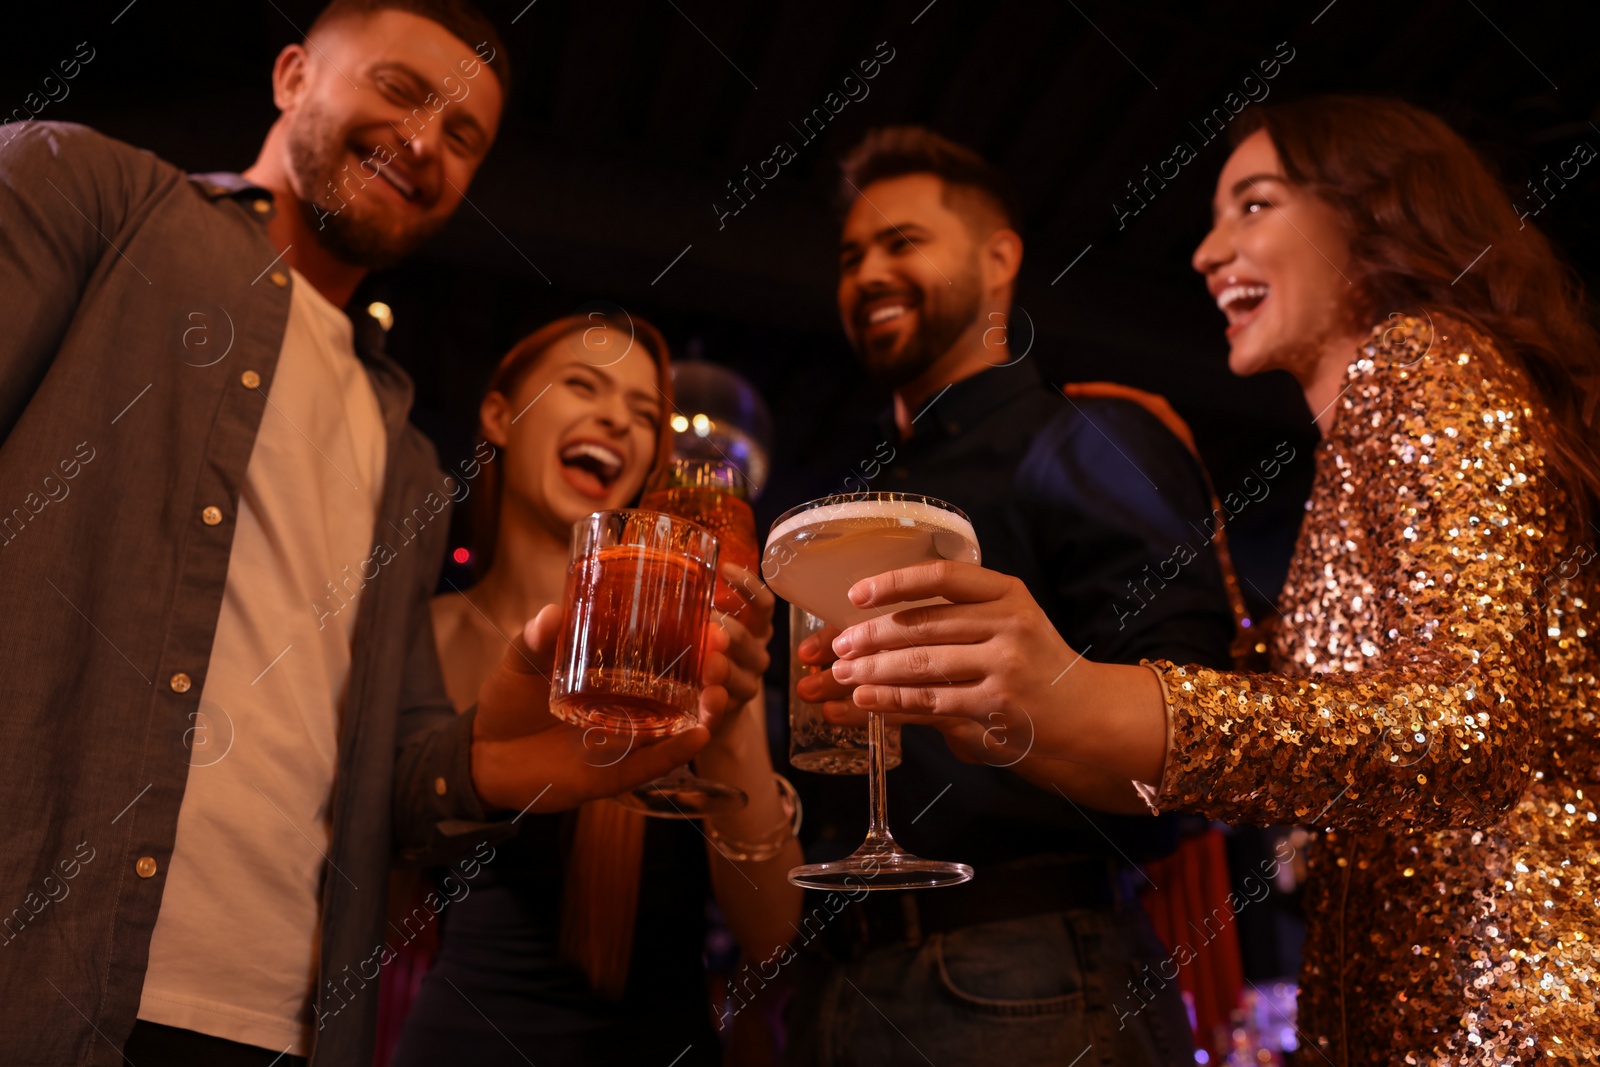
[0,3,724,1064]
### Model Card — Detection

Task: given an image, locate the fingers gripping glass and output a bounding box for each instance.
[614,459,760,818]
[765,492,979,891]
[788,604,903,774]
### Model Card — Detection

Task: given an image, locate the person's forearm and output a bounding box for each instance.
[468,734,527,815]
[468,721,712,818]
[1008,754,1153,814]
[695,694,804,958]
[1045,661,1169,784]
[693,698,790,841]
[705,838,804,962]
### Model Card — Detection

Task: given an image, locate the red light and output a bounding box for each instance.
[452,547,471,565]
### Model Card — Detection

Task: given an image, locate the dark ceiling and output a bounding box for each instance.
[6,0,1597,607]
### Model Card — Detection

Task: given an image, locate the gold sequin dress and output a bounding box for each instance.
[1150,315,1599,1064]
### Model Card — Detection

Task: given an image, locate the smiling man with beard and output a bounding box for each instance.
[779,128,1236,1065]
[0,4,730,1066]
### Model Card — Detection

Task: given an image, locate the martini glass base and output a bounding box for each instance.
[788,840,974,891]
[616,775,748,819]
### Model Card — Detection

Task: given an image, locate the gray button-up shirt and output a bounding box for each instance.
[0,121,510,1066]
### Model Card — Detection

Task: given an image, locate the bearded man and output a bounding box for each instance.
[0,4,724,1064]
[779,127,1235,1066]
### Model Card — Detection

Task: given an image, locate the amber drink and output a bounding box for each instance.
[641,459,760,621]
[551,511,718,738]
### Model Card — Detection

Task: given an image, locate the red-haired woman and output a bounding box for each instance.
[392,314,800,1066]
[817,97,1600,1063]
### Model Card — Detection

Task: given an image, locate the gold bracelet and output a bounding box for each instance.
[705,774,802,863]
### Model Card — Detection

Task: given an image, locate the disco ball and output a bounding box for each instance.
[668,361,774,499]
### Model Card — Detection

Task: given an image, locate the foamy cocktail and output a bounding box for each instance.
[764,493,979,891]
[764,495,980,629]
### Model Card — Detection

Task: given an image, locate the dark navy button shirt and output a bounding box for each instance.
[790,358,1236,869]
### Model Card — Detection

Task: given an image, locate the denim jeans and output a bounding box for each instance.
[784,906,1194,1067]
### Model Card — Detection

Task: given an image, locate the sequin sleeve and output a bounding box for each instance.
[1150,317,1550,830]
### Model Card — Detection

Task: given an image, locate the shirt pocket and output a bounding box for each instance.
[930,914,1086,1018]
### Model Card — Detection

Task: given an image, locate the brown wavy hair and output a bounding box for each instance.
[1234,95,1600,520]
[468,312,674,576]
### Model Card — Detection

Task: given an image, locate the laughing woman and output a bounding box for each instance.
[818,97,1600,1064]
[394,314,801,1066]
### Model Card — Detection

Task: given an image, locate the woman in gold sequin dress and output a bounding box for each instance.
[818,97,1600,1064]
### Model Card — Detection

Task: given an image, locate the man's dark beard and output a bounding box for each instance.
[855,263,983,391]
[286,103,446,271]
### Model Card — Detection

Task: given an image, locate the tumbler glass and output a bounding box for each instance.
[619,459,757,818]
[551,509,718,738]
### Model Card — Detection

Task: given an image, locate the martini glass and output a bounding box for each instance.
[614,459,756,818]
[764,492,980,891]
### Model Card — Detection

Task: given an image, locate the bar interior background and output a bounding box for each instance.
[5,0,1596,980]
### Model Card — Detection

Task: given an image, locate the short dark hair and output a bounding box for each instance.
[838,126,1019,233]
[308,0,510,95]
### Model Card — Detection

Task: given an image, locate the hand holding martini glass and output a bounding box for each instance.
[763,492,980,891]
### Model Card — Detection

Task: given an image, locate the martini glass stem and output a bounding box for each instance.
[863,710,896,853]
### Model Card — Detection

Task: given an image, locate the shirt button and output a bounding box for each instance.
[251,198,271,215]
[201,506,223,526]
[270,271,288,288]
[136,856,158,878]
[169,672,192,693]
[434,776,448,796]
[241,370,261,389]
